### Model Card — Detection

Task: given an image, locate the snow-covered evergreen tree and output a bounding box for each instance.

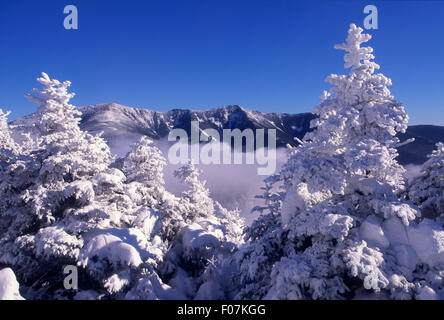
[121,136,184,242]
[28,73,113,188]
[236,24,444,300]
[120,156,244,299]
[0,109,28,261]
[174,162,215,222]
[0,109,22,204]
[0,73,122,298]
[0,110,17,159]
[409,143,444,226]
[122,136,166,193]
[156,162,244,299]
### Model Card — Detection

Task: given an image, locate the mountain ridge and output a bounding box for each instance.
[11,102,444,165]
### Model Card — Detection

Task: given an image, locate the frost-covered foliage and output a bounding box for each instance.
[0,73,120,298]
[408,143,444,226]
[0,74,243,300]
[0,109,18,158]
[0,109,21,214]
[158,162,244,299]
[235,24,444,300]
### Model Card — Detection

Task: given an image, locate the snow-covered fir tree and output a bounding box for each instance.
[174,162,215,222]
[122,136,166,194]
[0,73,122,298]
[158,162,244,299]
[0,110,17,161]
[121,135,175,238]
[235,24,444,300]
[409,143,444,226]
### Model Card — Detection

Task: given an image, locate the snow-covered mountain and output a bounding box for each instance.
[12,102,444,164]
[397,125,444,165]
[77,103,316,152]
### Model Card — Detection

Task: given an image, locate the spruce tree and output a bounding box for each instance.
[236,24,443,300]
[409,143,444,226]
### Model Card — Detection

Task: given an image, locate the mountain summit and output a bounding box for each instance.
[77,103,316,152]
[11,102,444,164]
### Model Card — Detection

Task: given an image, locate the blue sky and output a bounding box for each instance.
[0,0,443,125]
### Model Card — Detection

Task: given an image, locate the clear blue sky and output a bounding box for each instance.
[1,0,443,125]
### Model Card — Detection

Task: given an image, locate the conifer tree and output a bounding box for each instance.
[236,24,443,300]
[0,73,117,297]
[409,143,444,226]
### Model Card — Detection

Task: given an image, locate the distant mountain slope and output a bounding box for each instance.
[77,103,316,151]
[398,125,444,165]
[11,103,444,165]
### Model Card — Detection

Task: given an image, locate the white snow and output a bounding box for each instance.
[382,217,444,269]
[416,286,439,300]
[360,215,390,249]
[194,281,224,300]
[125,273,187,300]
[104,271,131,294]
[133,208,158,239]
[407,219,444,267]
[168,268,195,298]
[181,222,222,251]
[392,244,419,271]
[0,268,24,300]
[79,233,143,270]
[382,217,409,246]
